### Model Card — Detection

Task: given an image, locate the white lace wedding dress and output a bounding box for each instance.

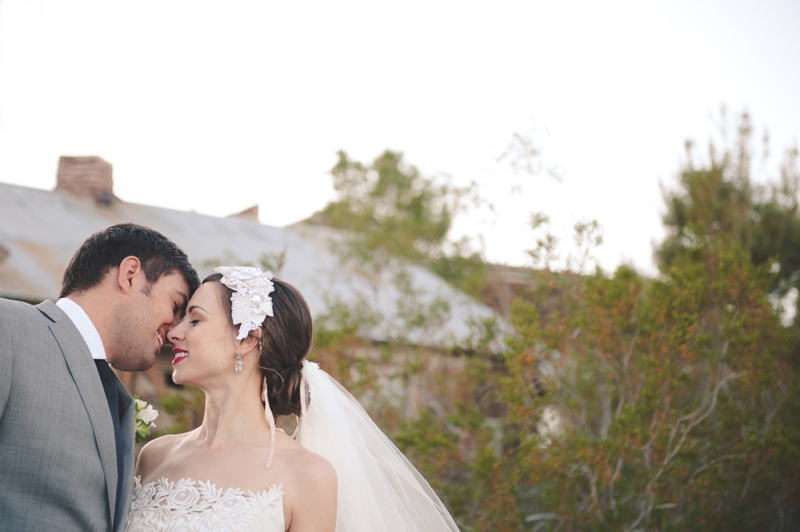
[124,362,460,531]
[124,477,285,531]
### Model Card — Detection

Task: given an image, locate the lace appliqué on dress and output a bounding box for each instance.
[124,477,284,532]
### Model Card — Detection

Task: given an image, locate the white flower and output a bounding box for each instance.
[134,396,159,442]
[215,266,275,340]
[139,405,159,424]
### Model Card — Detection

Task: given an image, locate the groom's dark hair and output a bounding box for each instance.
[60,223,200,298]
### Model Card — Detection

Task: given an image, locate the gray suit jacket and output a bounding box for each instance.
[0,298,136,532]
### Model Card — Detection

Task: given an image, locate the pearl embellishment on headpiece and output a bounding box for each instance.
[215,266,275,340]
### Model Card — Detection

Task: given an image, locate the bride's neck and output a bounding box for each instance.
[197,384,270,447]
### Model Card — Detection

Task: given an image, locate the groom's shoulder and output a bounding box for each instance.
[0,298,56,332]
[0,297,40,319]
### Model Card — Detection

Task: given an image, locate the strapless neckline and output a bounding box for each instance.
[135,476,282,498]
[124,476,285,531]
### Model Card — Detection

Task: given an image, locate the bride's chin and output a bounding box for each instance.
[172,371,201,388]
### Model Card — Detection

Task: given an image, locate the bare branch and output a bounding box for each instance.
[593,348,623,420]
[641,382,672,470]
[629,371,743,529]
[609,457,624,514]
[689,455,735,485]
[625,494,655,532]
[581,464,603,520]
[741,382,787,501]
[617,327,640,418]
[663,371,743,473]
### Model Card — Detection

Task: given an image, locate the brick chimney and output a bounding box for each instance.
[56,156,116,204]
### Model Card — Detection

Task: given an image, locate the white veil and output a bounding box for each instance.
[295,360,460,532]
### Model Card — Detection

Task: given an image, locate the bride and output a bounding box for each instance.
[125,266,459,531]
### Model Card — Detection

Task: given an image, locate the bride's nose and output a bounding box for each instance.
[167,321,185,343]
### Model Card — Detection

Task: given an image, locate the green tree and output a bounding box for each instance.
[385,234,795,531]
[390,114,799,530]
[314,149,487,298]
[658,109,800,319]
[501,248,796,530]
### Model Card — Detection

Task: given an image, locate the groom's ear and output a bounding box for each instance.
[116,256,143,294]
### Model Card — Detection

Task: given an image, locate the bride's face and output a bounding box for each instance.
[167,282,237,385]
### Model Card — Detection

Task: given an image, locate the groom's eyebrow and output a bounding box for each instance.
[176,291,189,309]
[174,291,189,316]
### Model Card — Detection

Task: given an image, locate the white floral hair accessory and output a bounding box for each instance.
[214,266,275,340]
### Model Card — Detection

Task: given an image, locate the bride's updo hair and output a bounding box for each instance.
[203,273,313,417]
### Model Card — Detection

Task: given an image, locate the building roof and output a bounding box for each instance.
[0,180,501,348]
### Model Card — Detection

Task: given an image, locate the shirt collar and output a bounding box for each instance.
[56,297,107,361]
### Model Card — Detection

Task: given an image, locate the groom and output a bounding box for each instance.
[0,223,200,531]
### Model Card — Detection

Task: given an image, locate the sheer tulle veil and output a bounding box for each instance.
[295,361,460,532]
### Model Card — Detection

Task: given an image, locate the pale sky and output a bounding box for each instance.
[1,0,799,275]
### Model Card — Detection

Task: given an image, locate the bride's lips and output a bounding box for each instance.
[173,348,188,365]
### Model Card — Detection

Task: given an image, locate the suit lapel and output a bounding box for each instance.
[114,377,136,532]
[37,301,119,527]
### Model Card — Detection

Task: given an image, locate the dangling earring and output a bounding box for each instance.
[234,351,244,373]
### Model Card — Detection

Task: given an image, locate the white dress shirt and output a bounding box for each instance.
[56,297,107,361]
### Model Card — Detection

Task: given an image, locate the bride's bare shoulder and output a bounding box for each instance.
[280,441,337,530]
[282,439,337,490]
[135,430,196,476]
